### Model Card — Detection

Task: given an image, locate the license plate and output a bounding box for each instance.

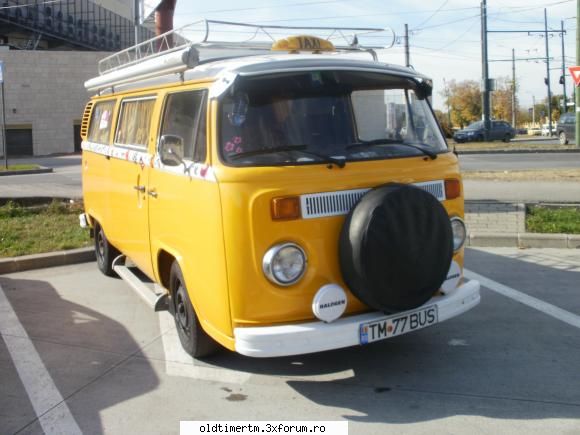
[359,305,438,344]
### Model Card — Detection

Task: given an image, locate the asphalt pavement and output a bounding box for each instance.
[1,247,579,434]
[0,156,82,199]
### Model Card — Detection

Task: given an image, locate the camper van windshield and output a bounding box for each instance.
[219,71,447,167]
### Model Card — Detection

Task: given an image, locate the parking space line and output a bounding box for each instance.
[0,284,82,435]
[464,269,580,329]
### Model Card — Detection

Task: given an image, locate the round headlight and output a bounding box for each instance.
[451,217,467,251]
[263,243,307,286]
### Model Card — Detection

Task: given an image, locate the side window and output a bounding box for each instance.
[88,100,115,144]
[115,97,156,148]
[160,90,207,162]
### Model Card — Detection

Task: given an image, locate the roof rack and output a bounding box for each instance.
[97,20,395,76]
[85,20,395,93]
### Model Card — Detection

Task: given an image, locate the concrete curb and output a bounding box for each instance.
[0,166,53,176]
[0,247,95,275]
[467,232,580,249]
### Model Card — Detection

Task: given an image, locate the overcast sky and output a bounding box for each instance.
[170,0,577,111]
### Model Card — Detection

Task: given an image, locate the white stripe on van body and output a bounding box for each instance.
[81,141,217,182]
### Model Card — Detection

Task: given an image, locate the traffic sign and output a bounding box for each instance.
[568,66,580,86]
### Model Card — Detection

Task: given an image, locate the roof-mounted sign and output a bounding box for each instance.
[272,36,335,53]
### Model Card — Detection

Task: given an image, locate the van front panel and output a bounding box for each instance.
[216,153,464,326]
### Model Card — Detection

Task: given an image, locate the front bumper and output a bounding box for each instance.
[234,279,481,357]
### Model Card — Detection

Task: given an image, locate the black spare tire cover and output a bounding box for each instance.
[339,183,453,313]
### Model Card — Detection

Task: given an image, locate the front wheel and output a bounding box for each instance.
[559,131,568,145]
[94,222,120,277]
[503,134,511,143]
[170,262,219,358]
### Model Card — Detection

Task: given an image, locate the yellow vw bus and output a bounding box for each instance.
[80,21,480,358]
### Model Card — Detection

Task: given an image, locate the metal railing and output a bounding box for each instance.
[97,20,395,75]
[0,0,153,50]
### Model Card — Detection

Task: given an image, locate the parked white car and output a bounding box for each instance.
[541,124,554,136]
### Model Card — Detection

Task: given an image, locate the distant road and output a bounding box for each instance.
[2,154,580,202]
[0,155,81,198]
[459,152,580,172]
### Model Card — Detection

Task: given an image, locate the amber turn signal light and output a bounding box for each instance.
[271,196,301,220]
[445,179,461,200]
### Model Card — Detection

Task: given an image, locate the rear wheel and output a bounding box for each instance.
[170,261,218,358]
[94,222,120,277]
[559,131,568,145]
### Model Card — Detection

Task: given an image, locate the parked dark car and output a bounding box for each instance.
[556,112,575,145]
[453,120,516,143]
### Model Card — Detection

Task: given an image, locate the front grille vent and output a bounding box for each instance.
[300,180,446,219]
[301,188,370,219]
[80,101,94,140]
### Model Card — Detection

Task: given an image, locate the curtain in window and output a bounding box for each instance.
[116,99,155,147]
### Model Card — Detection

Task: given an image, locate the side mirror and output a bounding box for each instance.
[158,134,185,167]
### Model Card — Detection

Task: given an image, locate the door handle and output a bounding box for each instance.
[148,189,158,198]
[133,185,146,192]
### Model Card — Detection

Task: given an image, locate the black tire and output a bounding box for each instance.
[477,134,484,142]
[503,134,511,143]
[170,261,219,358]
[339,184,453,313]
[559,131,568,145]
[94,221,120,277]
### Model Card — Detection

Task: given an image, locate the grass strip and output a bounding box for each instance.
[0,200,91,258]
[0,164,41,171]
[526,206,580,234]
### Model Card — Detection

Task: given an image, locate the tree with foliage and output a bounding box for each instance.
[434,110,453,138]
[441,80,482,128]
[491,76,516,123]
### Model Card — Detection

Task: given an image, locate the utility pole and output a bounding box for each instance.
[544,9,553,135]
[532,95,536,126]
[561,20,567,113]
[443,78,451,126]
[576,0,580,147]
[404,24,410,67]
[512,48,516,127]
[481,0,491,140]
[0,60,6,169]
[134,0,140,45]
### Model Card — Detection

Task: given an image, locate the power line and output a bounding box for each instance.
[0,0,59,10]
[412,13,481,31]
[413,0,450,30]
[227,6,480,25]
[181,0,347,16]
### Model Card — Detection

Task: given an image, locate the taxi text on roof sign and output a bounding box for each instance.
[272,35,335,53]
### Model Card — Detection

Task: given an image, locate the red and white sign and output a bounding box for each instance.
[569,66,580,86]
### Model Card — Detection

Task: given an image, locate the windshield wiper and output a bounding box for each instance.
[228,145,346,168]
[347,139,438,160]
